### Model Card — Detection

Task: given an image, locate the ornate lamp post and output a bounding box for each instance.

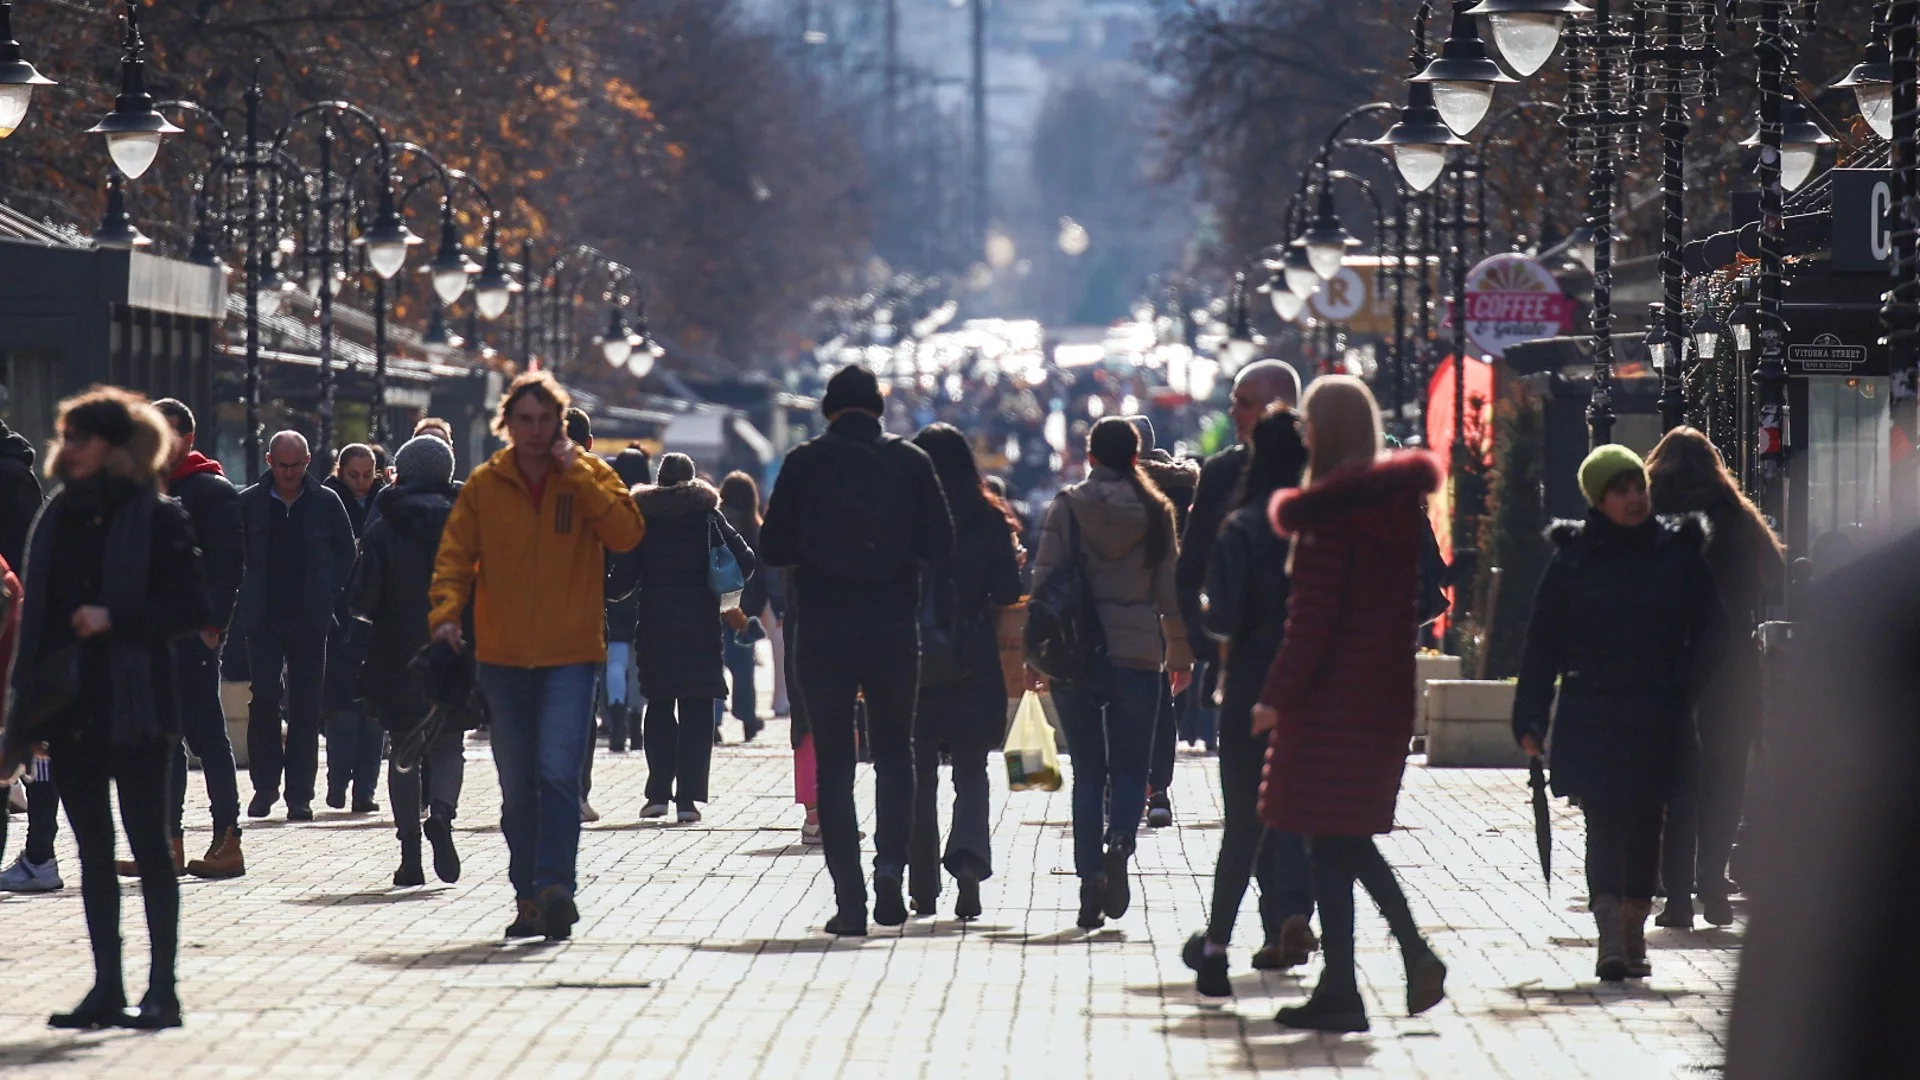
[0,0,54,141]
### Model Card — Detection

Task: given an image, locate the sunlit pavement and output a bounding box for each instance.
[0,695,1734,1077]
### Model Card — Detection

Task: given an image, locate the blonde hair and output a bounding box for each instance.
[1300,375,1382,488]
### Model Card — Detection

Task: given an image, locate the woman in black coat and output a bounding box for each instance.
[906,424,1023,920]
[608,453,756,823]
[346,435,476,889]
[2,388,210,1030]
[1646,426,1784,929]
[1182,404,1315,998]
[601,448,652,752]
[1512,445,1724,983]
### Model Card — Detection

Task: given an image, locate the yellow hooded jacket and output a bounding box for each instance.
[429,447,645,668]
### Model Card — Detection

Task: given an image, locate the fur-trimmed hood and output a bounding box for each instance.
[1139,453,1200,506]
[1269,450,1443,538]
[47,399,172,491]
[1546,509,1711,552]
[632,479,719,520]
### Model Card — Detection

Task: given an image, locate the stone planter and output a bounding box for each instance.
[1413,654,1463,736]
[1424,680,1528,768]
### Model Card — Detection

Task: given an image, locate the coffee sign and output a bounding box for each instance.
[1462,253,1576,359]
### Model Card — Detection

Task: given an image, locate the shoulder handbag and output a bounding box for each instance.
[1023,495,1107,682]
[918,563,973,687]
[708,513,747,608]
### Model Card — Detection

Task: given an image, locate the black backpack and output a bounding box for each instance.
[1024,495,1107,682]
[800,432,914,583]
[918,562,973,686]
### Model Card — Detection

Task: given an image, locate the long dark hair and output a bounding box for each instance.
[913,423,1021,537]
[719,470,762,526]
[1235,404,1308,510]
[1087,416,1175,566]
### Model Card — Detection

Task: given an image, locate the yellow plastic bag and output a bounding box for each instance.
[1005,691,1063,792]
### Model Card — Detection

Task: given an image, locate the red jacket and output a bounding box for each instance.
[1258,451,1443,836]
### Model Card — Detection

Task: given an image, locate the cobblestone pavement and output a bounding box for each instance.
[0,706,1736,1078]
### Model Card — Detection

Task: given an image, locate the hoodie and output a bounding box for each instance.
[1031,465,1193,673]
[0,422,42,572]
[167,451,245,631]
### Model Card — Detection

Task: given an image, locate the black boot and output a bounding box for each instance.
[873,873,908,927]
[1077,877,1107,931]
[49,986,128,1030]
[1102,844,1133,919]
[125,987,183,1030]
[1275,981,1370,1033]
[424,808,461,884]
[954,871,983,921]
[1403,941,1448,1016]
[1182,933,1232,998]
[605,703,627,753]
[1593,895,1629,982]
[393,834,425,888]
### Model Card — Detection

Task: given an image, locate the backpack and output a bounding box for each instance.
[799,432,914,583]
[917,562,973,686]
[1024,495,1107,682]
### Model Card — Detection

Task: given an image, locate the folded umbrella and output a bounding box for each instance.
[1529,755,1551,890]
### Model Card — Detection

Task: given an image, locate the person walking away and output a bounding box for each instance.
[1176,363,1299,773]
[1513,445,1723,982]
[1030,416,1194,931]
[907,424,1023,920]
[760,364,954,935]
[563,408,606,823]
[1254,376,1447,1032]
[1130,417,1199,828]
[719,471,770,742]
[323,444,385,812]
[1183,404,1316,997]
[135,401,247,878]
[236,431,357,822]
[1645,427,1782,929]
[2,387,211,1029]
[348,435,475,887]
[609,454,756,823]
[601,447,652,753]
[429,372,644,941]
[0,416,43,571]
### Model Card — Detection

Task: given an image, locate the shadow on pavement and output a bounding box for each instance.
[1125,970,1305,1000]
[358,941,564,968]
[1156,1014,1380,1071]
[684,936,872,955]
[1504,981,1704,1004]
[981,927,1126,946]
[285,888,450,906]
[0,1032,143,1068]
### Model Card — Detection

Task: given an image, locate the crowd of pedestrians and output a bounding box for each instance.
[0,356,1783,1039]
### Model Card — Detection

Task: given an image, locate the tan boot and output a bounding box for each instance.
[117,835,186,878]
[1621,898,1653,979]
[186,828,246,880]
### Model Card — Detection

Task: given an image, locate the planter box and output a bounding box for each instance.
[1413,654,1463,736]
[221,682,251,768]
[1424,680,1528,768]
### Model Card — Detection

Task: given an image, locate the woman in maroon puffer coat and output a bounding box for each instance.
[1252,375,1447,1033]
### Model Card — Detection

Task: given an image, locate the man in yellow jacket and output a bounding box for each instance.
[429,371,644,941]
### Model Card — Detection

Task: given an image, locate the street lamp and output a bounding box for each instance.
[1832,3,1893,141]
[1741,97,1833,193]
[91,174,150,250]
[471,215,520,321]
[1221,272,1262,374]
[1412,2,1517,136]
[355,188,420,281]
[597,306,635,366]
[1301,179,1360,281]
[1690,305,1724,363]
[425,214,478,307]
[1462,0,1591,78]
[86,3,181,180]
[1373,81,1469,193]
[0,1,54,141]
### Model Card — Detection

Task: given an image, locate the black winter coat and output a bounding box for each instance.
[168,454,244,632]
[1177,444,1247,659]
[235,476,358,633]
[607,481,757,700]
[345,481,478,730]
[1512,511,1726,804]
[1203,502,1293,734]
[0,424,42,572]
[916,497,1023,748]
[324,474,382,540]
[760,410,954,624]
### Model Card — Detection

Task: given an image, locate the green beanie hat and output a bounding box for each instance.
[1579,444,1647,507]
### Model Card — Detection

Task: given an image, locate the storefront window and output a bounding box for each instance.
[1807,376,1892,545]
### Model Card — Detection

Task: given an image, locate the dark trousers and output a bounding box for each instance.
[52,738,179,1002]
[1308,834,1423,996]
[909,724,991,901]
[22,772,60,862]
[1208,700,1312,945]
[725,635,757,722]
[1052,665,1160,878]
[245,620,328,806]
[1149,677,1183,795]
[1662,713,1757,900]
[389,726,466,840]
[169,637,241,837]
[1586,801,1665,900]
[326,709,385,804]
[1179,657,1218,747]
[643,697,717,805]
[796,616,919,914]
[476,662,597,900]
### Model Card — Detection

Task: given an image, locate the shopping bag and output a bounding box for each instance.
[1004,691,1063,792]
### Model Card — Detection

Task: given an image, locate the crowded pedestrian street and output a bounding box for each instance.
[0,677,1734,1079]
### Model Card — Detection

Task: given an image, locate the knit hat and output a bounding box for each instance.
[1579,444,1647,507]
[821,364,885,418]
[394,434,455,487]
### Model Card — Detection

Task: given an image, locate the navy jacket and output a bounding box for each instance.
[234,475,358,633]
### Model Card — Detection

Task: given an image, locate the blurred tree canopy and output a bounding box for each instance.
[0,0,875,383]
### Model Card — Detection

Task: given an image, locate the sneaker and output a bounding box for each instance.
[580,800,601,824]
[676,806,701,824]
[1147,791,1173,829]
[0,854,62,893]
[640,802,670,819]
[801,814,823,846]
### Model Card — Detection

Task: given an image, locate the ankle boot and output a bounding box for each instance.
[126,986,182,1029]
[606,704,627,753]
[186,828,246,880]
[423,809,461,884]
[1402,940,1448,1016]
[1077,877,1107,930]
[393,834,425,888]
[1592,895,1628,982]
[1275,977,1369,1033]
[48,984,129,1029]
[1622,898,1654,978]
[116,835,186,878]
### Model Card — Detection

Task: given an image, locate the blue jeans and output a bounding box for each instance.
[1051,665,1162,879]
[477,663,598,899]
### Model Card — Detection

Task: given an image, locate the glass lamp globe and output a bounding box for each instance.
[1223,337,1259,374]
[1394,143,1450,193]
[1486,13,1566,76]
[1732,320,1754,355]
[0,83,33,139]
[600,334,633,366]
[475,281,512,321]
[1307,238,1348,281]
[1431,81,1496,137]
[1694,328,1719,361]
[1647,338,1670,371]
[1857,82,1894,141]
[106,130,162,180]
[365,237,409,281]
[1781,144,1817,193]
[627,350,655,379]
[1270,287,1306,322]
[430,264,471,307]
[1282,248,1321,298]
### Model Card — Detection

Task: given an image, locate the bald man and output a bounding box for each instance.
[235,430,358,821]
[1176,360,1301,696]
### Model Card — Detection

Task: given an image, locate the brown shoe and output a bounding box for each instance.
[186,828,246,880]
[505,898,542,939]
[117,836,187,878]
